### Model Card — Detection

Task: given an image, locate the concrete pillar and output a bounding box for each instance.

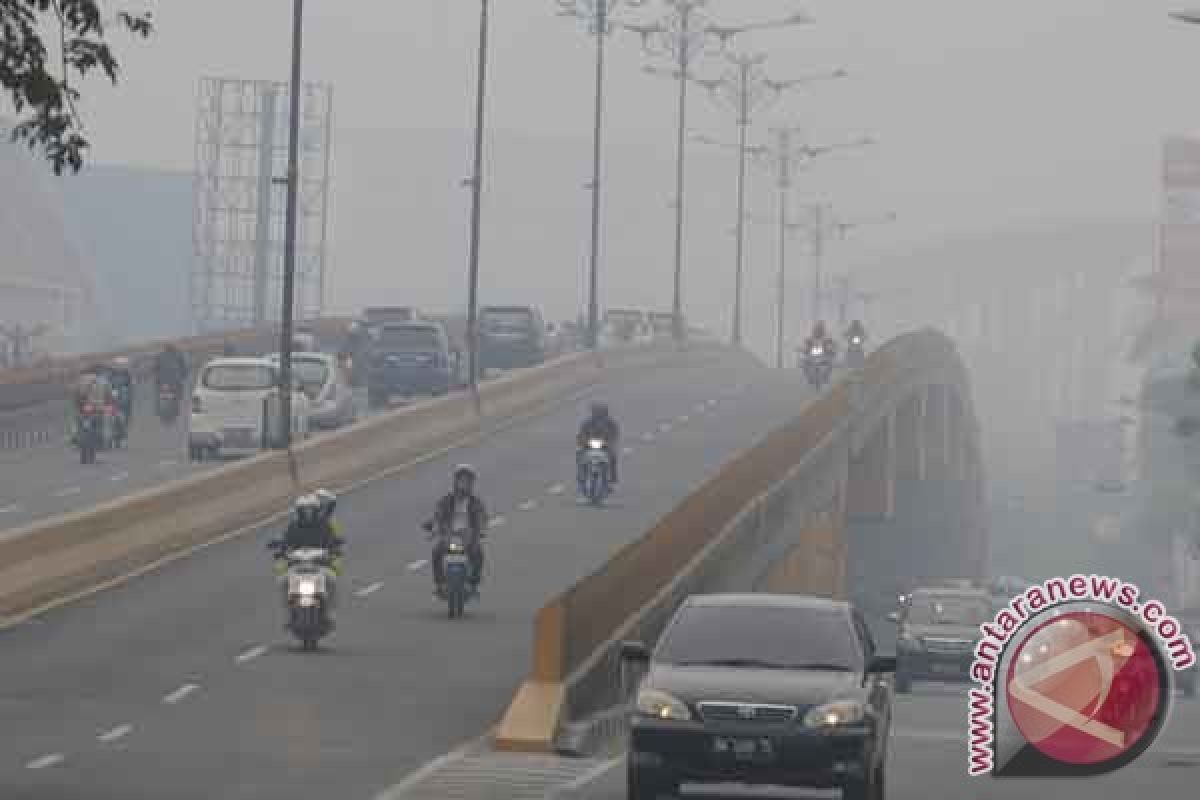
[847,412,895,521]
[895,392,925,482]
[924,384,951,481]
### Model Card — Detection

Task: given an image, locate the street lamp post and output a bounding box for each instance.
[631,2,812,343]
[808,208,896,322]
[692,58,845,347]
[558,1,648,352]
[465,0,492,405]
[276,0,305,449]
[746,130,873,367]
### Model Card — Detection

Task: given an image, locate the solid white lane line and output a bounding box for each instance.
[235,645,269,663]
[53,486,81,497]
[110,471,129,482]
[488,515,507,528]
[26,753,64,769]
[518,499,538,511]
[558,756,624,792]
[356,581,385,596]
[98,724,133,743]
[547,483,566,495]
[163,683,200,704]
[407,559,428,572]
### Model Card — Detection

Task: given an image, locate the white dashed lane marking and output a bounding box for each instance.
[110,471,129,482]
[235,645,269,663]
[547,483,565,495]
[53,486,81,497]
[26,754,64,770]
[488,516,507,529]
[641,433,654,442]
[621,446,633,455]
[0,504,22,513]
[518,499,538,511]
[163,683,200,705]
[98,724,133,743]
[355,581,385,596]
[407,560,429,572]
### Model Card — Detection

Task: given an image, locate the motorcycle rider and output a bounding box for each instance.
[802,321,837,362]
[427,465,488,599]
[845,319,866,345]
[69,369,109,444]
[275,493,344,619]
[107,356,134,435]
[576,402,620,487]
[154,343,189,396]
[314,488,345,575]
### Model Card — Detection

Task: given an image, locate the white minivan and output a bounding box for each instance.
[188,357,310,461]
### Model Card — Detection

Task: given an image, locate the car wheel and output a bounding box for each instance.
[843,763,884,800]
[627,763,674,800]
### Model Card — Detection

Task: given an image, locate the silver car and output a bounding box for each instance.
[269,352,355,429]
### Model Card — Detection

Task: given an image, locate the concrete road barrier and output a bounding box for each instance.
[0,342,725,623]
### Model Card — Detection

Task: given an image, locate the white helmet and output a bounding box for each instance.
[293,493,320,525]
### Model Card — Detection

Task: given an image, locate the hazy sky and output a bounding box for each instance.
[27,0,1200,342]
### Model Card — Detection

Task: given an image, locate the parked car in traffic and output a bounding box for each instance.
[367,321,454,408]
[479,305,547,370]
[889,586,991,693]
[267,351,355,429]
[620,593,895,800]
[188,357,310,461]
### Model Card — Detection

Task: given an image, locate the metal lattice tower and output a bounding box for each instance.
[192,77,333,333]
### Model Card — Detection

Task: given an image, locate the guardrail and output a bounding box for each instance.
[0,340,727,624]
[492,328,980,752]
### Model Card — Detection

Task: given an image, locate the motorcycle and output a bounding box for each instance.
[269,541,338,650]
[846,335,866,368]
[157,382,181,424]
[423,520,481,619]
[75,403,104,464]
[108,391,130,448]
[580,438,613,506]
[802,343,834,390]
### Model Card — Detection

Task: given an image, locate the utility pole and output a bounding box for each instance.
[691,58,845,347]
[276,0,304,449]
[633,2,812,344]
[465,0,491,406]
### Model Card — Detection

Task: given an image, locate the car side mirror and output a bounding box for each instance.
[620,641,650,664]
[886,611,900,623]
[868,655,897,674]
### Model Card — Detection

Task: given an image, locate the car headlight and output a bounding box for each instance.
[448,542,465,553]
[804,700,867,729]
[635,689,692,721]
[296,580,317,596]
[588,439,605,449]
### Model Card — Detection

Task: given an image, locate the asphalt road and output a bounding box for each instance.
[0,352,812,800]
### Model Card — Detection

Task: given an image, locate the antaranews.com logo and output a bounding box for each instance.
[966,574,1196,777]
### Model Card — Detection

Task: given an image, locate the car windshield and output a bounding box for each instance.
[907,595,992,626]
[655,605,862,671]
[482,309,533,329]
[376,327,440,350]
[202,365,274,391]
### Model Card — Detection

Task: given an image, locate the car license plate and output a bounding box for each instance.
[445,554,469,565]
[713,737,772,761]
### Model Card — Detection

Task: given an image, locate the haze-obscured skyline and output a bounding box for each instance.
[13,0,1200,350]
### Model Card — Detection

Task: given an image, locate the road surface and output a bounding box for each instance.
[0,352,812,800]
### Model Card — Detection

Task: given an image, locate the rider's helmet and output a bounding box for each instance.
[813,320,828,339]
[293,493,321,526]
[452,464,477,494]
[314,488,337,519]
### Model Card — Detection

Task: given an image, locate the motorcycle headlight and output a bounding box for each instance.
[588,439,605,450]
[803,700,867,729]
[296,580,317,596]
[635,689,692,721]
[812,347,824,356]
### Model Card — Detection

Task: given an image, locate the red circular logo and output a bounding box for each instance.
[1005,610,1165,766]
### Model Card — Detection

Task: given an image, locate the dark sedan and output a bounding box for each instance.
[620,593,895,800]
